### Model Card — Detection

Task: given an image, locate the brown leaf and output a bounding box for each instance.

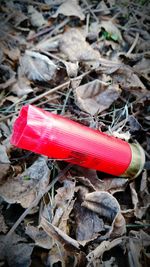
[101,177,128,194]
[20,50,57,81]
[59,28,100,62]
[126,230,150,267]
[82,191,126,237]
[25,225,53,249]
[0,214,8,233]
[52,179,76,232]
[0,157,50,208]
[74,200,104,243]
[74,79,121,115]
[130,170,150,219]
[0,64,16,89]
[53,0,85,21]
[0,144,10,182]
[40,216,81,252]
[11,67,33,97]
[0,233,34,267]
[28,5,47,27]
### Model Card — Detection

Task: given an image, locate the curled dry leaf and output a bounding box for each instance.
[0,157,50,208]
[53,0,85,21]
[40,216,81,252]
[74,79,121,115]
[25,225,53,249]
[20,50,57,81]
[82,191,126,237]
[59,28,100,62]
[28,5,47,27]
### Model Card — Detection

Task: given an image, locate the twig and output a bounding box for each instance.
[5,163,72,240]
[126,32,139,56]
[29,81,70,104]
[82,0,98,22]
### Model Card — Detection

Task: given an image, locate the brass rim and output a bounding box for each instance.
[121,143,145,179]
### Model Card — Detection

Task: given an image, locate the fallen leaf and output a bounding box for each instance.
[25,225,53,249]
[130,170,150,219]
[100,177,128,194]
[40,216,81,252]
[0,233,34,267]
[20,50,57,81]
[0,144,10,182]
[28,5,47,27]
[63,61,79,77]
[0,64,16,89]
[126,230,150,267]
[74,200,104,243]
[11,67,33,97]
[0,214,8,233]
[82,191,126,237]
[59,28,100,62]
[0,157,50,208]
[52,179,76,232]
[53,0,85,21]
[74,79,121,115]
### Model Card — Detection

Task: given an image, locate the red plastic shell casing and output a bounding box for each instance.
[11,105,136,176]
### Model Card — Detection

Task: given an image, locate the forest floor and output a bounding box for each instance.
[0,0,150,266]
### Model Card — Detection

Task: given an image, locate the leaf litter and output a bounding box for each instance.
[0,0,150,266]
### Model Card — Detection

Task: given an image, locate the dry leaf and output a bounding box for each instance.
[53,0,85,21]
[25,225,53,249]
[11,67,33,97]
[0,64,16,89]
[130,171,150,219]
[0,214,8,233]
[20,50,57,81]
[28,5,47,27]
[74,79,121,115]
[0,144,10,182]
[0,157,50,208]
[82,191,126,237]
[40,216,81,252]
[100,178,128,194]
[52,180,75,232]
[127,230,150,267]
[63,61,79,77]
[59,28,100,62]
[74,200,104,243]
[0,233,34,267]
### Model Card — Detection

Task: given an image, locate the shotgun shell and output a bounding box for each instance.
[11,105,145,178]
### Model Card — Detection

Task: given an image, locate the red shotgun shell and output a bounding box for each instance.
[11,105,145,178]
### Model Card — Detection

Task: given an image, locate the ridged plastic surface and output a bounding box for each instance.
[11,105,132,176]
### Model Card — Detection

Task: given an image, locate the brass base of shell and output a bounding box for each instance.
[121,143,145,179]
